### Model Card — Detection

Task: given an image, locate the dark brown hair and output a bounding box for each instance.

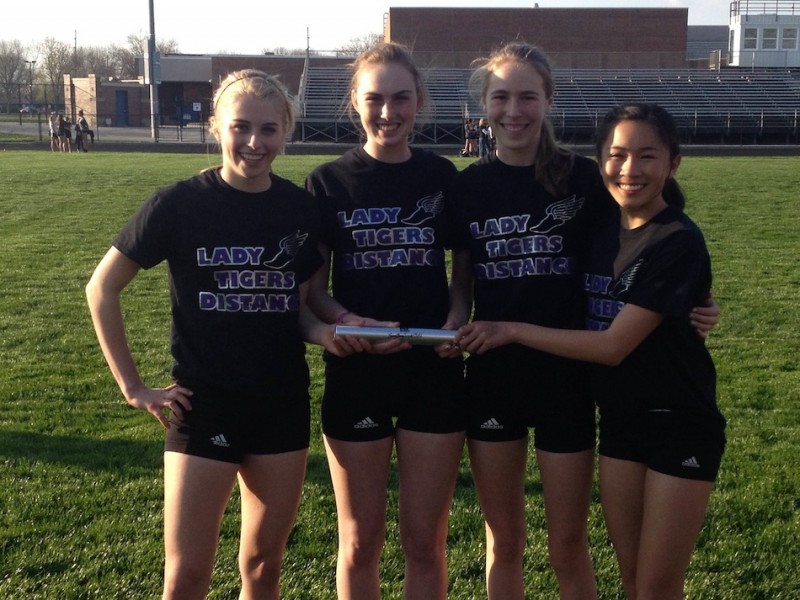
[470,42,574,196]
[595,103,686,210]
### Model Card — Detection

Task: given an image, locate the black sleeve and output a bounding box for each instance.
[626,230,712,318]
[113,192,176,269]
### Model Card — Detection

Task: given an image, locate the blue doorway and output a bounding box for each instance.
[115,91,129,126]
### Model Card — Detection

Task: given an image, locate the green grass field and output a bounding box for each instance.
[1,150,798,599]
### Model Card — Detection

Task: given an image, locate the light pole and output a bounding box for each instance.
[147,0,159,141]
[25,60,36,107]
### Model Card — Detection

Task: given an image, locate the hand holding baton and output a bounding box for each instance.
[334,325,458,346]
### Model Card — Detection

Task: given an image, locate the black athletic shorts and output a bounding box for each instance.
[598,408,725,482]
[164,380,310,463]
[465,347,596,453]
[321,349,466,442]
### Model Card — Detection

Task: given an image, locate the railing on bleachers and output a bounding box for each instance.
[298,65,800,144]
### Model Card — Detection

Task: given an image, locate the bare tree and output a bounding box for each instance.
[71,46,113,80]
[113,40,138,80]
[119,33,180,80]
[269,47,311,56]
[335,33,384,54]
[37,37,75,107]
[125,32,180,57]
[0,39,27,111]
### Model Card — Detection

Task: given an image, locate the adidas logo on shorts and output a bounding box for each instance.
[481,418,503,430]
[354,417,379,429]
[681,456,701,468]
[210,434,230,448]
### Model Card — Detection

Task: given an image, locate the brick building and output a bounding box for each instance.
[61,4,800,144]
[385,7,691,69]
[68,5,701,129]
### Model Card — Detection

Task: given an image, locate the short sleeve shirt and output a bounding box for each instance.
[306,146,458,329]
[114,169,322,395]
[584,205,723,432]
[449,153,607,328]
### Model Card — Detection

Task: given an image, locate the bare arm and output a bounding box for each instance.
[305,243,347,324]
[444,249,473,330]
[437,249,473,357]
[304,242,409,354]
[297,280,355,358]
[456,303,664,366]
[85,247,192,428]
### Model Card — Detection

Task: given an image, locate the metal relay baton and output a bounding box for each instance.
[334,325,457,346]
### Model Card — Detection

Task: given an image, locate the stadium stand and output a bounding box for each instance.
[297,66,800,144]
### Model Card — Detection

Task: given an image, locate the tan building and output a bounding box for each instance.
[65,74,150,129]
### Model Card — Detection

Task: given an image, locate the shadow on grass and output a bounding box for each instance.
[304,451,333,486]
[0,430,163,471]
[0,430,338,480]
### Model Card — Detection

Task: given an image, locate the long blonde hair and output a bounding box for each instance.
[470,42,574,196]
[209,69,296,141]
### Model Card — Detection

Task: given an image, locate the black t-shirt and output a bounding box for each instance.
[114,168,322,395]
[584,205,725,436]
[306,146,458,329]
[449,153,608,328]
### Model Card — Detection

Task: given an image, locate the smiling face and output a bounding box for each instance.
[215,94,287,193]
[484,60,553,166]
[351,61,422,162]
[599,119,681,228]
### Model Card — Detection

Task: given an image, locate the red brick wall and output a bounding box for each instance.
[388,7,689,68]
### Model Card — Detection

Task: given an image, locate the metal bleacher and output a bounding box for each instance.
[298,66,475,143]
[552,69,800,143]
[298,65,800,144]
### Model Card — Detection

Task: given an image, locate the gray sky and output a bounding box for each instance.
[8,1,732,56]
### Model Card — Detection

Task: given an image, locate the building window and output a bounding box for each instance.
[743,28,758,49]
[782,28,798,50]
[762,28,778,50]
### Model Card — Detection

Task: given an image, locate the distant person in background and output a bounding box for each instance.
[48,112,59,152]
[57,114,72,153]
[477,117,492,158]
[461,117,478,157]
[74,118,87,153]
[77,110,94,144]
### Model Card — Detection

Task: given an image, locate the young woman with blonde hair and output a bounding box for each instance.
[87,69,342,600]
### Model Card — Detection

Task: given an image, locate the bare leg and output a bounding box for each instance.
[636,469,713,600]
[237,449,308,600]
[324,435,394,600]
[599,457,714,600]
[537,448,597,600]
[598,456,646,598]
[162,451,238,600]
[396,429,465,600]
[468,438,528,600]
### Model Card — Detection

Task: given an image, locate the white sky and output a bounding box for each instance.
[5,1,732,56]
